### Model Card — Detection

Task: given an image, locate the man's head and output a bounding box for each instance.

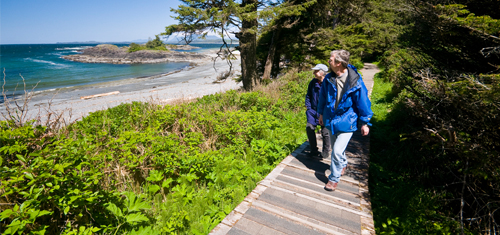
[328,50,350,70]
[311,63,328,79]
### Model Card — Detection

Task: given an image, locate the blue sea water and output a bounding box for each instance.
[0,43,227,96]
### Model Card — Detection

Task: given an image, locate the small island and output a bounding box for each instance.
[62,44,208,64]
[62,37,207,64]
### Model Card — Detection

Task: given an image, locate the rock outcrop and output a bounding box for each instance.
[62,44,209,64]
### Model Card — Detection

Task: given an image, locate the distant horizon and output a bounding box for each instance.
[1,35,239,46]
[0,39,240,46]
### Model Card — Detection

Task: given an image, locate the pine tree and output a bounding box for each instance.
[164,0,261,90]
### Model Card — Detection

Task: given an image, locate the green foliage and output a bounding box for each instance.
[105,192,151,234]
[165,0,255,44]
[128,36,167,53]
[145,35,166,50]
[0,70,309,234]
[435,4,500,35]
[128,43,144,53]
[371,4,500,226]
[402,2,500,73]
[256,0,408,73]
[369,72,468,234]
[0,201,52,235]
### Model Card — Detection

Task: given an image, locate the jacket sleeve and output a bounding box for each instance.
[305,80,317,117]
[305,80,312,110]
[354,79,373,126]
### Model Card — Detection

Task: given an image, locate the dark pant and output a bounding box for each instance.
[306,123,331,156]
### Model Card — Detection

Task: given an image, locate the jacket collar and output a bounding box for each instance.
[345,66,360,90]
[326,65,360,91]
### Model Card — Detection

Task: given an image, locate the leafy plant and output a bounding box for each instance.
[105,192,151,235]
[1,69,309,234]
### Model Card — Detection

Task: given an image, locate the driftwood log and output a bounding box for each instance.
[80,91,120,100]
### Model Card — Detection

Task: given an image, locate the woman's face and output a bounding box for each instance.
[313,70,324,80]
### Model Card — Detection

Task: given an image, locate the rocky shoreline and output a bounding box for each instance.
[62,44,209,64]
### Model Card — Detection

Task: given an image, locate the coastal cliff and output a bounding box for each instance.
[62,44,208,64]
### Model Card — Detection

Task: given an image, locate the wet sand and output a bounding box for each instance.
[0,50,242,124]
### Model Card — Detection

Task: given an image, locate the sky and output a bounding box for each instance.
[0,0,184,44]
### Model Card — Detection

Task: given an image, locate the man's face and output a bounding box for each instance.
[328,54,340,70]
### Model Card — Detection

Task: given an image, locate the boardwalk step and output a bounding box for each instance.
[280,166,361,194]
[252,193,360,234]
[230,207,328,235]
[284,160,364,186]
[256,186,362,233]
[273,177,360,208]
[264,179,372,218]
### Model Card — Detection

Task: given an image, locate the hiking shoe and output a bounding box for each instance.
[321,151,330,158]
[324,181,338,191]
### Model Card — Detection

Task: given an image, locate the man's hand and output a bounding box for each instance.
[319,115,323,126]
[361,125,369,136]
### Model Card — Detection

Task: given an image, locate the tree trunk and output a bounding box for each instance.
[237,0,259,91]
[262,27,281,80]
[332,8,339,29]
[271,44,281,78]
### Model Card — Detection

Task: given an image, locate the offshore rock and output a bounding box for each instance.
[62,44,208,64]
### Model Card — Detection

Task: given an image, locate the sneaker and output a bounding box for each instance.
[324,180,338,191]
[321,151,330,158]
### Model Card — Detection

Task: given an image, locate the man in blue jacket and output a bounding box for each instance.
[305,64,331,158]
[318,50,373,191]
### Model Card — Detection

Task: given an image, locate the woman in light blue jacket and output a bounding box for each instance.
[318,49,373,191]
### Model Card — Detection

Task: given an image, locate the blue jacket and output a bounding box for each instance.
[305,78,322,125]
[317,64,373,134]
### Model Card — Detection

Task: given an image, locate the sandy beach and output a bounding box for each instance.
[0,50,242,124]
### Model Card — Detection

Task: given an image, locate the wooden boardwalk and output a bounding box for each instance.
[210,64,378,235]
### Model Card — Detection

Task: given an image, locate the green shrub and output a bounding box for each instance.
[0,70,310,234]
[369,69,478,234]
[128,43,144,53]
[128,35,168,53]
[145,35,165,50]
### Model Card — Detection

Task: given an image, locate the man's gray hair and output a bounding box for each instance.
[330,50,350,68]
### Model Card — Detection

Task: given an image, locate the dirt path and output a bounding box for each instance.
[359,63,380,98]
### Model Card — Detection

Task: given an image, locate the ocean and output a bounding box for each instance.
[0,43,228,97]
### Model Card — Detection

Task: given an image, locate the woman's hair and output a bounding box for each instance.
[330,50,350,68]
